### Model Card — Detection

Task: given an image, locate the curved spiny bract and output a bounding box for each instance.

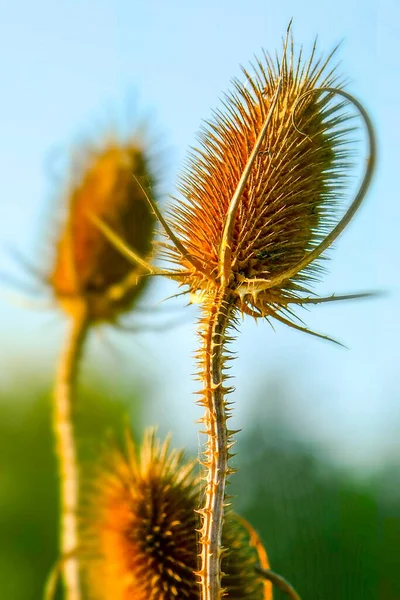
[81,429,269,600]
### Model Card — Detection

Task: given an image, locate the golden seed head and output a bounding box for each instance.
[50,140,156,321]
[165,42,356,312]
[81,429,269,599]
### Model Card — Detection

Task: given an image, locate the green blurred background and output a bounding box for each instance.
[1,366,399,599]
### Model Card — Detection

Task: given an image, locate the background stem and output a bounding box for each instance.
[53,301,89,600]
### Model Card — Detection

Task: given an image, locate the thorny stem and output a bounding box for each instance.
[197,23,292,600]
[53,301,89,600]
[197,289,235,600]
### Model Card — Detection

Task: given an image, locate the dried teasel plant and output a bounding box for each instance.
[79,428,277,600]
[95,23,376,600]
[48,132,157,600]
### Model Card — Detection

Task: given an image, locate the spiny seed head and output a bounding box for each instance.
[161,40,369,323]
[50,139,156,322]
[81,429,269,599]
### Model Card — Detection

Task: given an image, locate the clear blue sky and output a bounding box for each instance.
[0,0,398,470]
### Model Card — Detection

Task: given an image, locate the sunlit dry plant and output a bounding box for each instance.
[80,428,272,600]
[49,133,157,600]
[96,24,376,600]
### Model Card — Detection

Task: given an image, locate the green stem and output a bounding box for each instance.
[53,302,89,600]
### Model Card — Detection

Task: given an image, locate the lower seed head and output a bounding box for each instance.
[81,429,270,599]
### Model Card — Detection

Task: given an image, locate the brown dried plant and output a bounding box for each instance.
[49,134,157,600]
[80,428,273,600]
[95,25,376,600]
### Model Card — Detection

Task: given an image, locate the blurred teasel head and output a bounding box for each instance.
[49,134,157,323]
[80,428,271,599]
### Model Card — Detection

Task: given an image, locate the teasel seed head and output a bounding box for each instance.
[50,137,156,322]
[95,35,375,335]
[128,35,374,340]
[80,428,270,599]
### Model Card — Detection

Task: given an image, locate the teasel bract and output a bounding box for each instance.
[96,23,376,600]
[49,133,157,599]
[81,428,272,600]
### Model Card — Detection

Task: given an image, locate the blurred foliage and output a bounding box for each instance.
[0,376,399,599]
[0,376,143,600]
[232,393,400,600]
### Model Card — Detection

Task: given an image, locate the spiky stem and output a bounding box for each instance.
[53,301,89,600]
[197,288,235,600]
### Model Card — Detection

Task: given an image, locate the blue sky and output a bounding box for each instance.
[0,0,399,470]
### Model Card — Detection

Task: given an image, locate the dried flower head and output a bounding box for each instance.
[98,40,375,338]
[50,138,156,322]
[81,429,270,600]
[161,42,375,331]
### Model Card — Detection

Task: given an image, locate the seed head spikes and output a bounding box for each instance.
[95,24,376,600]
[81,429,270,600]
